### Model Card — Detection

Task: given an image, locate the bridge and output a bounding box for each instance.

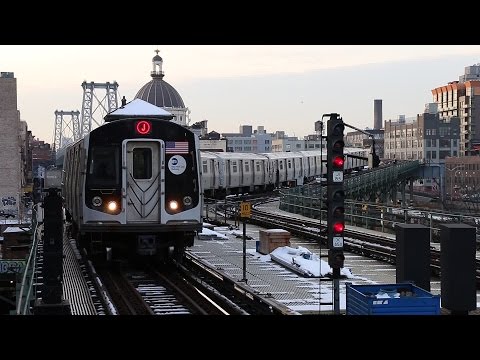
[279,160,422,217]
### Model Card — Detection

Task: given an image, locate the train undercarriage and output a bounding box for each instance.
[68,222,194,262]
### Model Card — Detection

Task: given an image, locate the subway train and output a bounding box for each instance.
[200,148,369,198]
[62,99,202,259]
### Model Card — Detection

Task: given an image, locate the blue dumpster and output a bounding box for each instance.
[346,282,440,315]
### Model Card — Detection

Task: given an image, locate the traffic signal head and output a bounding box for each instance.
[328,249,345,268]
[328,187,345,236]
[327,117,345,177]
[326,115,345,251]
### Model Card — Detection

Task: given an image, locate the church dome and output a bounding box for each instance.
[135,50,185,109]
[135,78,185,108]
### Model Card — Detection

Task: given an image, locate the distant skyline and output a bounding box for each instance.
[1,45,480,142]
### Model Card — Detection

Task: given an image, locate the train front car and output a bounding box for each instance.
[76,100,202,260]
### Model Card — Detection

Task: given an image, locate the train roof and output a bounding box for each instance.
[200,147,367,159]
[104,98,174,122]
[201,151,268,160]
[260,152,304,159]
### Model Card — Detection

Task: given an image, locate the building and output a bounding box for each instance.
[431,64,480,156]
[345,129,384,158]
[32,138,54,170]
[135,50,189,127]
[222,125,272,152]
[0,72,21,218]
[445,156,480,200]
[384,113,460,163]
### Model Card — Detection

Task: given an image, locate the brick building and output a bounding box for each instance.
[0,72,21,217]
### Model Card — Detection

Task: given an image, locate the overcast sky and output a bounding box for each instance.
[2,45,480,142]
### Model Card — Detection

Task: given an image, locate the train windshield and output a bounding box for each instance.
[88,146,120,187]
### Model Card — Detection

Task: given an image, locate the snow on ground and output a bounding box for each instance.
[270,245,354,278]
[198,227,228,239]
[192,224,460,313]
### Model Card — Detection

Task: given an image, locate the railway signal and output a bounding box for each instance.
[326,114,345,269]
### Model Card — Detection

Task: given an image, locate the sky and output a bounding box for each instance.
[2,45,480,143]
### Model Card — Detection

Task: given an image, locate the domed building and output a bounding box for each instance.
[135,50,189,126]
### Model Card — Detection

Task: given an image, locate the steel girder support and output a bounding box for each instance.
[80,81,119,138]
[81,81,93,137]
[53,110,80,152]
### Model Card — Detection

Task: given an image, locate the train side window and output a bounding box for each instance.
[202,160,208,174]
[232,162,238,173]
[245,162,250,172]
[133,148,152,179]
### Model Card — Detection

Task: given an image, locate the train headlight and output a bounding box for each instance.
[168,200,179,211]
[183,196,192,206]
[107,201,118,212]
[92,196,103,207]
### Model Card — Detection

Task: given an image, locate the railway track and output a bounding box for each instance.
[249,202,480,287]
[93,261,232,315]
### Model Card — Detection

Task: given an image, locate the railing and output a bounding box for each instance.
[279,161,420,204]
[15,204,41,315]
[276,196,480,244]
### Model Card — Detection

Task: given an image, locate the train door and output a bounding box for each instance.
[253,160,262,186]
[124,140,163,223]
[294,157,303,185]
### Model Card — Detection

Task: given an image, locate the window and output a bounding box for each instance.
[256,162,261,172]
[202,161,208,174]
[232,162,238,173]
[133,148,152,179]
[245,162,250,172]
[288,160,292,169]
[88,146,120,186]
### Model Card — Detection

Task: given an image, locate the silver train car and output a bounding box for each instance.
[62,99,202,259]
[201,148,368,197]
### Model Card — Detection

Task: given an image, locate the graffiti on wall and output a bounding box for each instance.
[0,194,19,217]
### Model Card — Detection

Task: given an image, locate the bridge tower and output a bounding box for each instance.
[80,81,119,138]
[52,110,81,153]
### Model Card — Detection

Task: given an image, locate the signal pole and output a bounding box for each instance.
[323,113,345,315]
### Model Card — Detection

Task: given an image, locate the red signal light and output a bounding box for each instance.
[333,222,344,233]
[332,155,344,168]
[135,120,152,135]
